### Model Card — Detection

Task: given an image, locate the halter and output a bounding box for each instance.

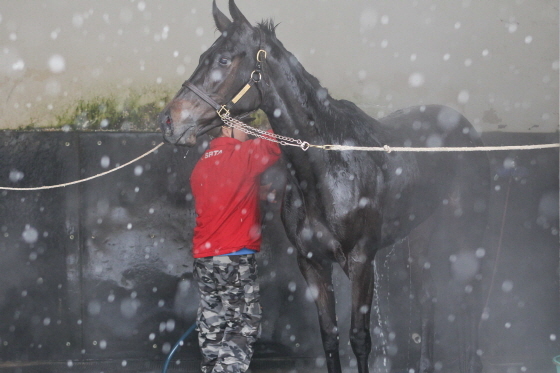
[181,38,267,137]
[182,49,266,118]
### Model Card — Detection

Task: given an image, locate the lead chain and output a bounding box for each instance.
[220,114,310,151]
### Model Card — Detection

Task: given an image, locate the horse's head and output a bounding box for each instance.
[158,0,266,146]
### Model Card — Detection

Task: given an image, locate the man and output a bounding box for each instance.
[190,121,281,373]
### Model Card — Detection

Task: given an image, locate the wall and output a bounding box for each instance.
[0,131,558,372]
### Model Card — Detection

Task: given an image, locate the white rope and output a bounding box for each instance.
[222,113,559,153]
[0,142,164,191]
[310,143,560,153]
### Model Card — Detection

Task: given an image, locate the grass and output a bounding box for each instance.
[19,88,173,132]
[16,87,271,132]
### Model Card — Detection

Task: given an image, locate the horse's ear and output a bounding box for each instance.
[229,0,251,27]
[213,0,231,33]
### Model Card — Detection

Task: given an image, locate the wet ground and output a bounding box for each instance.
[0,357,554,373]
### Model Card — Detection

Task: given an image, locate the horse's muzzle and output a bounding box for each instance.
[157,111,193,146]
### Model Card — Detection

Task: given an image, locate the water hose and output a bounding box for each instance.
[161,323,197,373]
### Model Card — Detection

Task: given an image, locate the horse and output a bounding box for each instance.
[158,1,490,372]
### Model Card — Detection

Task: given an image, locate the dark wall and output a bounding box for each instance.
[0,131,558,372]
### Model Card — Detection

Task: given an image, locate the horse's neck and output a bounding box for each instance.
[260,64,326,178]
[261,54,333,141]
[263,71,361,221]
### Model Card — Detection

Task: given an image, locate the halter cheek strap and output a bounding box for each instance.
[182,82,220,110]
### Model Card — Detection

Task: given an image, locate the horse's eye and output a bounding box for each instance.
[219,57,230,66]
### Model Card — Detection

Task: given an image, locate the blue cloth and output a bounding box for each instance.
[219,248,256,256]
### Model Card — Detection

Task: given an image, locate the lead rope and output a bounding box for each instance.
[0,142,164,191]
[220,112,559,152]
[1,123,557,191]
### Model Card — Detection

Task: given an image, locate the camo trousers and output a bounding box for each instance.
[193,254,262,373]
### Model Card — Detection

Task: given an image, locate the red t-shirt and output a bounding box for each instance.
[190,132,281,258]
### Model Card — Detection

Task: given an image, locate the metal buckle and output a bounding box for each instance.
[256,49,267,62]
[217,106,230,118]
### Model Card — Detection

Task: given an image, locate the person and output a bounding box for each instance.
[189,120,281,373]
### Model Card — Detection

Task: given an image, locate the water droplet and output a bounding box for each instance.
[503,157,516,169]
[162,342,171,354]
[22,225,38,244]
[48,54,66,73]
[288,281,297,292]
[9,170,24,182]
[458,90,470,104]
[408,72,425,87]
[100,156,110,169]
[166,319,176,332]
[501,280,513,292]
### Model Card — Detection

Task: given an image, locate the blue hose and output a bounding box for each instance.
[162,323,197,373]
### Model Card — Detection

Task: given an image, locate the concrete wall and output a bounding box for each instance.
[0,0,558,132]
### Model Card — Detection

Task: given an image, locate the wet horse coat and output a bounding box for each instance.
[158,1,490,372]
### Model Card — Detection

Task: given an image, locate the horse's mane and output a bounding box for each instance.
[256,19,387,147]
[257,19,279,36]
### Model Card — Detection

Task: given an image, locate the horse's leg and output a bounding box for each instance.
[345,241,378,373]
[406,215,439,373]
[297,254,342,373]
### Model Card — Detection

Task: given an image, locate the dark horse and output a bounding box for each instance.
[158,1,490,372]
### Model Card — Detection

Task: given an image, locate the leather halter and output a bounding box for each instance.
[182,49,266,117]
[180,31,267,137]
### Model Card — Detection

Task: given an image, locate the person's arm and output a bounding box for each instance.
[238,130,281,176]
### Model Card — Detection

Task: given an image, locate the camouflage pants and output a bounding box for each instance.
[193,255,262,373]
